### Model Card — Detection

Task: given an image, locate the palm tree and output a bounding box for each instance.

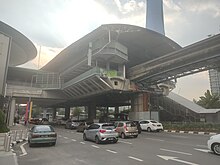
[195,90,220,109]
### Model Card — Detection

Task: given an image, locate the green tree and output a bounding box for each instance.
[72,107,82,120]
[0,110,9,133]
[195,90,220,109]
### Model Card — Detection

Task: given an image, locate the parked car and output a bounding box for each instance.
[29,118,40,125]
[83,123,118,144]
[65,119,80,129]
[39,118,49,125]
[28,125,57,147]
[208,134,220,155]
[77,121,93,132]
[139,120,163,132]
[115,121,138,138]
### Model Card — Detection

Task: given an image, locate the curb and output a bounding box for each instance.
[164,130,218,135]
[10,138,28,153]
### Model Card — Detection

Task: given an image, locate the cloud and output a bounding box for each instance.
[173,71,210,101]
[180,0,220,18]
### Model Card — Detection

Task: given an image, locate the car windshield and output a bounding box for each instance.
[126,122,136,127]
[150,120,158,123]
[102,124,115,130]
[33,126,54,133]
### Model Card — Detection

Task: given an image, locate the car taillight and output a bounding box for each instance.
[124,126,128,131]
[50,133,57,137]
[99,129,106,133]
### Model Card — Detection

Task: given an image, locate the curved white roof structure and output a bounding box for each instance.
[0,21,37,66]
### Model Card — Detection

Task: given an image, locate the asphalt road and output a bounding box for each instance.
[14,127,220,165]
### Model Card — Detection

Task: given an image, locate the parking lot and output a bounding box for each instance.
[14,126,220,165]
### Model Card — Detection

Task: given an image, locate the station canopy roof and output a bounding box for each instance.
[0,21,37,66]
[42,24,181,73]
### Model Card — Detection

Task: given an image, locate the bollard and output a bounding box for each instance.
[4,133,8,150]
[24,129,28,140]
[19,130,23,140]
[13,130,17,142]
[3,133,8,148]
[5,135,11,152]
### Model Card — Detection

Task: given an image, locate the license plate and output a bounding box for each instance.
[108,138,114,140]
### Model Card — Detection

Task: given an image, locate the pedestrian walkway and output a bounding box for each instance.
[0,123,28,165]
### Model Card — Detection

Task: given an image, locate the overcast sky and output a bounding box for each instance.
[1,0,220,101]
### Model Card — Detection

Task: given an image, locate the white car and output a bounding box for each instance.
[207,134,220,155]
[139,120,163,132]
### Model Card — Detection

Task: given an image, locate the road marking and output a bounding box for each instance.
[63,137,68,139]
[119,140,132,144]
[91,145,100,149]
[19,142,28,156]
[106,149,117,154]
[80,142,85,144]
[157,155,198,165]
[194,148,210,153]
[128,156,143,162]
[145,138,164,142]
[196,145,207,148]
[160,148,192,155]
[170,135,189,139]
[71,139,76,142]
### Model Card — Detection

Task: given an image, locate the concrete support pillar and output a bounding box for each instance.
[8,98,16,126]
[52,108,57,120]
[43,109,47,118]
[88,104,96,122]
[65,106,70,119]
[131,93,149,112]
[129,93,151,120]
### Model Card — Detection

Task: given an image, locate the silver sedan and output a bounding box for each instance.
[83,123,118,144]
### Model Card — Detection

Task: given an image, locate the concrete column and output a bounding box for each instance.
[130,93,150,120]
[88,104,96,122]
[8,98,16,126]
[65,106,70,119]
[52,108,57,120]
[43,109,47,118]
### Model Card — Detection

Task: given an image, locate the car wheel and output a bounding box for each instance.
[52,142,56,146]
[134,135,138,138]
[121,133,126,139]
[95,136,100,144]
[212,143,220,155]
[147,127,151,132]
[83,133,87,141]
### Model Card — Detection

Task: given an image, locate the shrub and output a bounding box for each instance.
[0,110,9,133]
[162,122,220,132]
